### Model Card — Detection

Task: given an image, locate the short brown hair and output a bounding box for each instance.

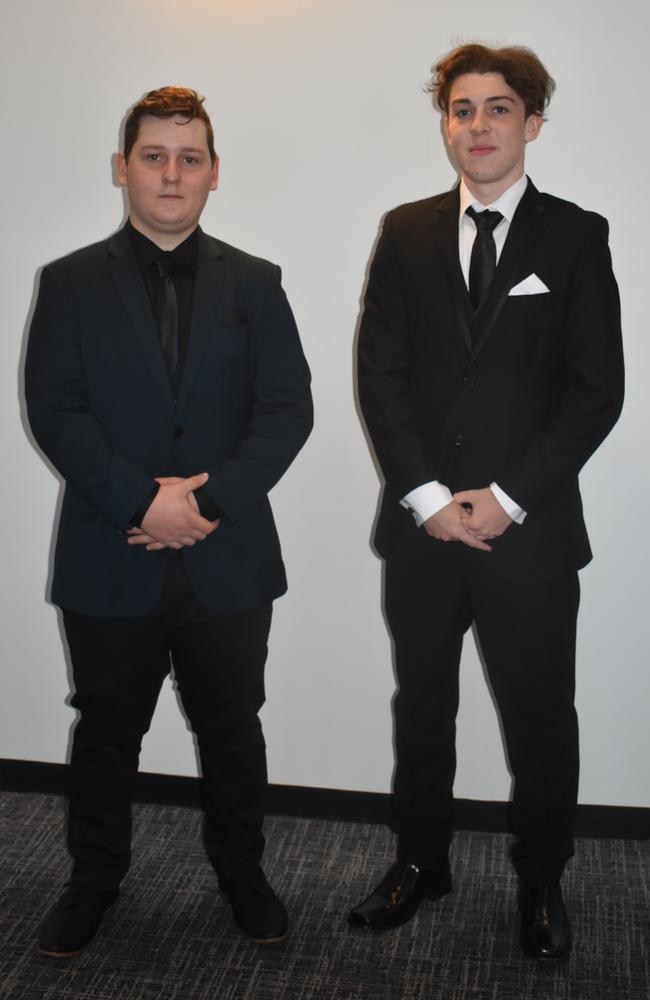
[429,44,555,119]
[123,86,217,163]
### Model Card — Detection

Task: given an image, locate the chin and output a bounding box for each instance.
[467,169,503,186]
[152,214,186,229]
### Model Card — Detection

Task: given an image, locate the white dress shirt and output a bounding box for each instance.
[401,175,528,527]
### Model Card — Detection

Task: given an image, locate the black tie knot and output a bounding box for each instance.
[466,206,503,233]
[155,256,178,280]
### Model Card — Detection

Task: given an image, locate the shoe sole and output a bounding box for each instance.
[248,929,289,945]
[38,946,84,958]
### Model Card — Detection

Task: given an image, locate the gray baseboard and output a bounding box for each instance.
[1,757,648,838]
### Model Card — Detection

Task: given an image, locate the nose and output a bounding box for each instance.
[470,109,490,134]
[162,158,180,183]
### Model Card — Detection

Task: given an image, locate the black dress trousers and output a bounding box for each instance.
[62,555,272,890]
[385,543,580,884]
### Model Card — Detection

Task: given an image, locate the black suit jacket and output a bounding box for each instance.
[25,227,313,615]
[357,180,624,579]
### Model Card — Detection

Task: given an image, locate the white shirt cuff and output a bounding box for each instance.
[400,481,453,527]
[490,482,526,524]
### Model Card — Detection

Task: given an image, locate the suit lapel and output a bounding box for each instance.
[175,230,226,415]
[469,179,545,363]
[108,228,174,412]
[432,188,473,353]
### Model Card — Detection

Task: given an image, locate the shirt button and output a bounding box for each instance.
[173,427,184,438]
[455,433,463,446]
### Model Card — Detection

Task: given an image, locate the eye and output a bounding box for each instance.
[146,153,161,162]
[454,108,471,120]
[183,155,198,165]
[492,105,509,115]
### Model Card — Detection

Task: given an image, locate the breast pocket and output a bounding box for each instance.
[207,323,252,360]
[500,292,565,365]
[504,290,562,323]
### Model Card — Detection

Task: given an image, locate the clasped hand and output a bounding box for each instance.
[423,488,512,551]
[126,473,219,552]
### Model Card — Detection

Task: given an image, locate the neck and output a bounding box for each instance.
[128,218,196,252]
[462,172,524,206]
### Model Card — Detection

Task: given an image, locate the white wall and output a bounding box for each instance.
[2,0,648,807]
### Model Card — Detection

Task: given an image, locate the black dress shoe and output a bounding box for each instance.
[38,882,119,957]
[220,867,288,944]
[348,859,452,930]
[518,882,572,961]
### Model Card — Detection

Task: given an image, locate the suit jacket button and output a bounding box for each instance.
[173,427,184,438]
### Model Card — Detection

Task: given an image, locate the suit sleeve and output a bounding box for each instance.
[357,212,439,501]
[25,264,156,530]
[199,264,313,522]
[498,216,624,515]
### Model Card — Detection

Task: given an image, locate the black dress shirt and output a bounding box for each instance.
[127,221,222,526]
[127,219,197,396]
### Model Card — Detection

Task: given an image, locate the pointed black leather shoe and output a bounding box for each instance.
[38,882,119,957]
[518,882,572,961]
[220,866,288,944]
[348,859,452,930]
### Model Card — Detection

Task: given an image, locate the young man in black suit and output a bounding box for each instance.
[25,87,312,956]
[350,45,623,960]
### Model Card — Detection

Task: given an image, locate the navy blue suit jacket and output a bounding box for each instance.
[26,226,313,615]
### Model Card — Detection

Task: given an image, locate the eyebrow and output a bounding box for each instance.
[139,144,206,154]
[450,95,516,107]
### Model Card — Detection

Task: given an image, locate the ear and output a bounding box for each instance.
[116,152,128,187]
[209,155,220,191]
[443,115,451,144]
[524,113,543,144]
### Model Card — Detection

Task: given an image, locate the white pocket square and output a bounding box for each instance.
[508,274,550,296]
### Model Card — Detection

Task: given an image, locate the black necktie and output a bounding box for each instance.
[466,207,503,310]
[154,257,179,381]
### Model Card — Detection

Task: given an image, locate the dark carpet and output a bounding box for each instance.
[1,791,648,999]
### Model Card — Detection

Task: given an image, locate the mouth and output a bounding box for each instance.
[469,145,496,156]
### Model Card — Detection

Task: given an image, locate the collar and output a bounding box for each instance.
[459,174,528,224]
[126,219,199,273]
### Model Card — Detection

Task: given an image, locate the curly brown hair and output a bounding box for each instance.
[429,44,555,119]
[123,86,217,163]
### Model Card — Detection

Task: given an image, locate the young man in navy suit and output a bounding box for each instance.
[350,45,623,959]
[26,87,312,956]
